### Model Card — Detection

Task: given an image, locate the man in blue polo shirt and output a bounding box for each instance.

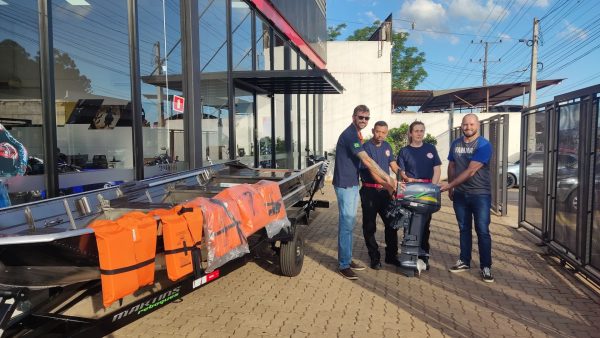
[333,105,397,280]
[440,114,494,283]
[359,121,401,270]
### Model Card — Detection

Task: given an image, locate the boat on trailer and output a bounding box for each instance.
[0,159,329,337]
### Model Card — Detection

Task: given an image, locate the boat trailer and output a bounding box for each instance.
[0,159,329,337]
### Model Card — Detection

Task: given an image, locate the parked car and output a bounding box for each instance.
[526,161,598,212]
[505,152,577,188]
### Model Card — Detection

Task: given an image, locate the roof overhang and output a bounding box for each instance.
[142,69,343,95]
[233,69,343,94]
[392,89,432,107]
[392,79,563,112]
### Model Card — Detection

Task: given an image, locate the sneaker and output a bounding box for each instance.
[384,257,402,267]
[481,267,494,283]
[419,257,430,271]
[449,260,470,273]
[339,268,358,280]
[370,260,382,270]
[349,261,366,271]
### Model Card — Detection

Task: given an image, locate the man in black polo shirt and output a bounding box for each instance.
[359,121,401,270]
[333,105,397,280]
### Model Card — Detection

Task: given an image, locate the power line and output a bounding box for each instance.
[327,17,509,39]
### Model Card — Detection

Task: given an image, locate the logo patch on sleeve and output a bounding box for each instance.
[354,143,360,148]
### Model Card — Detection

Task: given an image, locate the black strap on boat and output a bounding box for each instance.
[177,206,195,215]
[99,257,155,275]
[209,198,246,243]
[163,241,202,255]
[212,221,241,237]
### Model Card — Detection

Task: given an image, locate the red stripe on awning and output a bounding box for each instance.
[249,0,326,69]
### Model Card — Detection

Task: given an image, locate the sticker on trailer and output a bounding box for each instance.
[193,270,220,289]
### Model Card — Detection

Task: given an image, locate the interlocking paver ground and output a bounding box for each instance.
[111,185,600,337]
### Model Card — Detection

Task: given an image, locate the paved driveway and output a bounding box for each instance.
[112,184,600,338]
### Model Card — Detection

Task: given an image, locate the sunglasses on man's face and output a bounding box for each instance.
[355,115,370,121]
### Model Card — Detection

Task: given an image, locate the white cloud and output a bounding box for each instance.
[448,0,508,23]
[448,55,457,62]
[499,33,511,41]
[364,11,380,23]
[559,20,588,40]
[400,0,447,27]
[398,0,448,43]
[449,35,460,44]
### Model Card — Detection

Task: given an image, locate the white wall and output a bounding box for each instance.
[323,41,392,154]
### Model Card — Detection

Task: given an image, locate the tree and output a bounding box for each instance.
[327,23,347,41]
[0,39,92,98]
[345,21,427,90]
[53,49,92,95]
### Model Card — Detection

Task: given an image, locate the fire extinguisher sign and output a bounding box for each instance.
[173,95,185,113]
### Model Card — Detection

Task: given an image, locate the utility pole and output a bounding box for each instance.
[154,41,165,127]
[520,17,540,153]
[528,17,539,108]
[471,40,501,112]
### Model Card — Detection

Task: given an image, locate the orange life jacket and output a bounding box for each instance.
[157,205,203,281]
[254,180,288,218]
[117,212,158,286]
[89,212,157,307]
[214,184,270,237]
[193,197,249,272]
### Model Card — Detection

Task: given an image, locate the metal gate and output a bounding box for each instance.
[519,84,600,286]
[451,114,509,216]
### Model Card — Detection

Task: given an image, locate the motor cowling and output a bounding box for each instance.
[396,183,441,214]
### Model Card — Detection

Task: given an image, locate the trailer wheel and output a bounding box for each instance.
[280,229,304,277]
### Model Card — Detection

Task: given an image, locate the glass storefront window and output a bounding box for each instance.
[0,1,44,206]
[308,93,314,158]
[290,49,298,168]
[199,0,229,163]
[299,93,306,169]
[298,58,306,168]
[315,94,322,155]
[273,32,285,71]
[256,94,271,168]
[234,88,253,166]
[139,0,186,178]
[232,0,252,71]
[274,93,285,168]
[199,0,227,72]
[255,16,269,71]
[53,0,134,194]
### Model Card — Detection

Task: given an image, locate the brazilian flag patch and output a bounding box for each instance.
[354,142,360,148]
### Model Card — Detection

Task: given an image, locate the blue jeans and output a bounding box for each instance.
[452,191,492,268]
[335,185,360,270]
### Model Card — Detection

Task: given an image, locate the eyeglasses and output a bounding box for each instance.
[355,115,370,121]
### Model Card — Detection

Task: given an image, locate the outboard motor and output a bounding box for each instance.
[387,182,441,277]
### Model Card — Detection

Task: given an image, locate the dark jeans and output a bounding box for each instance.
[452,191,492,268]
[360,187,398,262]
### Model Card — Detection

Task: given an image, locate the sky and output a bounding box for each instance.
[326,0,600,106]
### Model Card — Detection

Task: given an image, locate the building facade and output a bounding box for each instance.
[0,0,340,206]
[322,40,392,155]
